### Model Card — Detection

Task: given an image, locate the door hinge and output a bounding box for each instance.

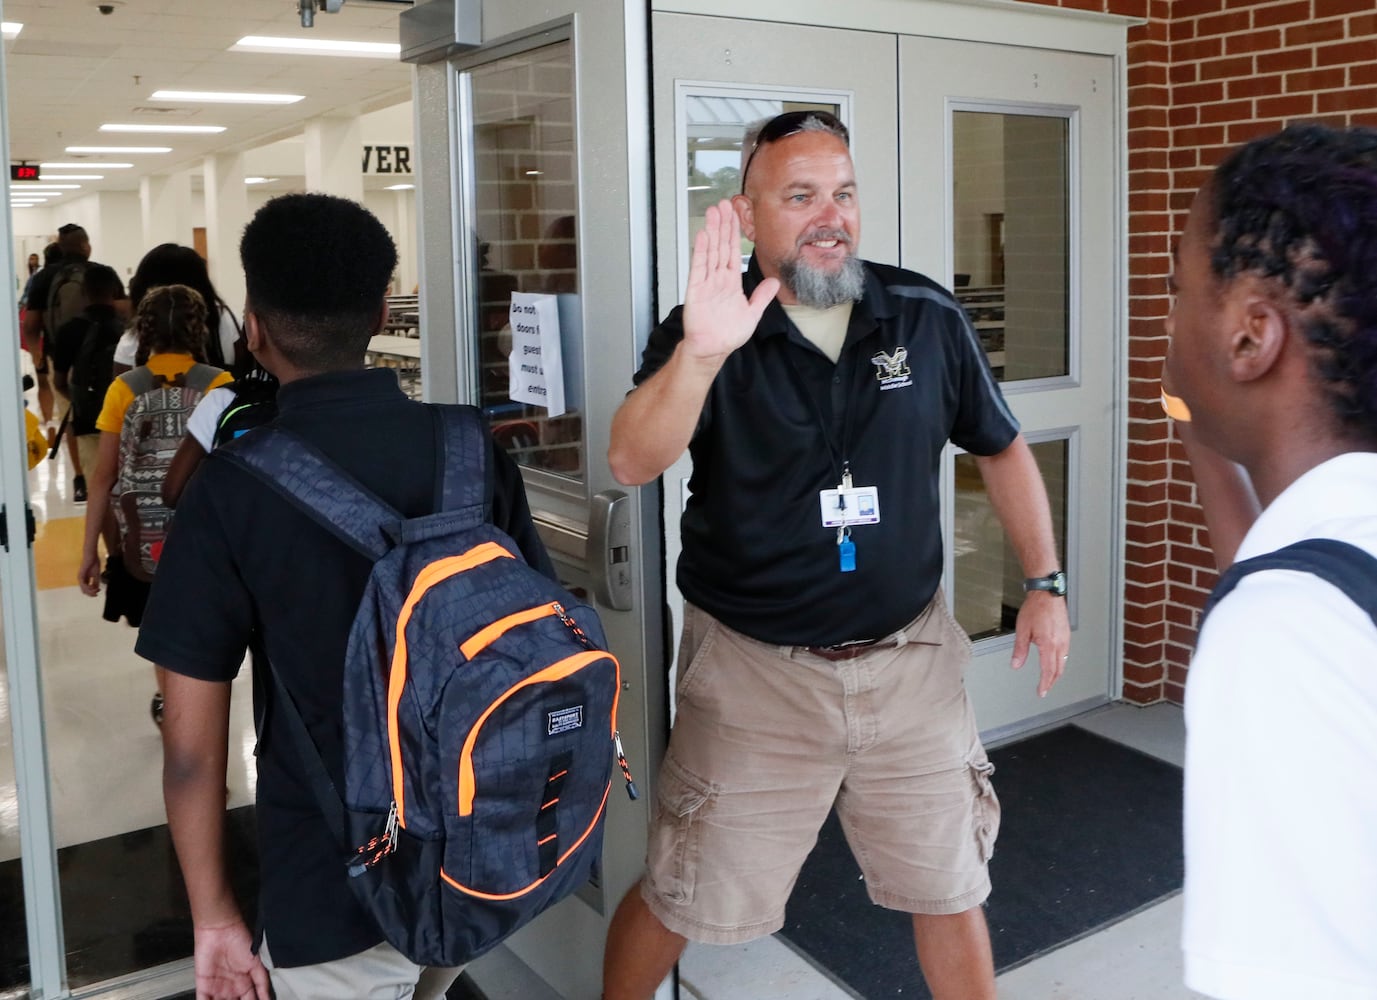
[0,505,37,552]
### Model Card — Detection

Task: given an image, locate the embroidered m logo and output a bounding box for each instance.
[870,347,911,382]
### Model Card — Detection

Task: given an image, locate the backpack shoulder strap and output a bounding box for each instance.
[184,363,221,394]
[219,426,402,562]
[433,404,490,517]
[1201,538,1377,631]
[119,365,157,397]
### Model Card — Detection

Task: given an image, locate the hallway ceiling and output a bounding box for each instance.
[3,0,415,205]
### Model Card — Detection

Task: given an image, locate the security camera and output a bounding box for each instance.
[97,3,114,12]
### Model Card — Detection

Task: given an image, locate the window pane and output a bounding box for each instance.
[953,439,1068,640]
[469,41,585,481]
[683,96,841,271]
[952,111,1069,382]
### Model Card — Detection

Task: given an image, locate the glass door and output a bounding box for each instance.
[901,36,1120,737]
[412,5,663,996]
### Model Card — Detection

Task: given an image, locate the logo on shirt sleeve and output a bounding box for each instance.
[870,348,913,391]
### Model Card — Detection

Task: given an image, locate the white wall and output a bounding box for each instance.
[12,191,143,293]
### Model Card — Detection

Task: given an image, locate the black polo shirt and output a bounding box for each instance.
[634,258,1018,647]
[135,368,554,968]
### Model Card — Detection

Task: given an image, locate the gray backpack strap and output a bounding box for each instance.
[220,426,400,562]
[1201,538,1377,632]
[119,365,157,396]
[435,404,490,516]
[184,363,222,394]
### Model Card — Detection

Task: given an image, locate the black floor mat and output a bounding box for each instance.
[777,724,1184,999]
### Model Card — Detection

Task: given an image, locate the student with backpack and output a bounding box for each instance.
[1164,124,1377,999]
[113,243,246,376]
[160,362,279,509]
[51,264,127,503]
[135,194,604,1000]
[22,225,128,491]
[76,284,232,620]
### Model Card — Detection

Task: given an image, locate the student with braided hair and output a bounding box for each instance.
[77,285,232,616]
[1166,123,1377,999]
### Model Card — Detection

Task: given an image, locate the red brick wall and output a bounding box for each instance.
[1010,0,1377,704]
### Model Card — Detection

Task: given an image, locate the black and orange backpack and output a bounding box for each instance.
[223,404,634,966]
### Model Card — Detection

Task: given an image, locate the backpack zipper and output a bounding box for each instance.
[456,649,614,816]
[388,541,516,826]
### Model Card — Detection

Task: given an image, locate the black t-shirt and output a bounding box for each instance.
[23,262,63,333]
[26,256,122,341]
[634,258,1019,647]
[51,304,125,435]
[134,368,555,967]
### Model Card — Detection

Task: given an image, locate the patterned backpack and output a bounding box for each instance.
[114,363,221,581]
[221,405,635,966]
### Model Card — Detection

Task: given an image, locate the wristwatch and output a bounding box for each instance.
[1023,570,1068,597]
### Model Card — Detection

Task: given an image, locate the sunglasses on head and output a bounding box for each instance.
[740,110,850,192]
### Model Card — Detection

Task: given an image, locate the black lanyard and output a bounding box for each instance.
[781,341,854,488]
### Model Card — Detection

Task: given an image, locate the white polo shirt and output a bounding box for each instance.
[1183,452,1377,1000]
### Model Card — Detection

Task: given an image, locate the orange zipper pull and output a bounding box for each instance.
[614,730,638,800]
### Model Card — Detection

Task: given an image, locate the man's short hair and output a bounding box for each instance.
[56,224,89,257]
[240,193,398,369]
[41,242,61,266]
[740,110,851,192]
[82,263,123,301]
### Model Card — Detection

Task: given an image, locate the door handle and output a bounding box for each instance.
[588,489,633,611]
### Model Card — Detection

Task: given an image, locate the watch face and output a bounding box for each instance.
[1026,571,1067,596]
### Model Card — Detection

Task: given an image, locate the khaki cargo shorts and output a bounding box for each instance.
[641,594,1000,944]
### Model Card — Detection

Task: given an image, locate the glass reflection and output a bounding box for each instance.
[953,438,1069,640]
[469,41,586,481]
[952,111,1070,381]
[683,96,841,272]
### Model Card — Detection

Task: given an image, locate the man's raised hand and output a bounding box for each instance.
[681,200,779,364]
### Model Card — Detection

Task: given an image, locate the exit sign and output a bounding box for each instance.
[10,164,39,181]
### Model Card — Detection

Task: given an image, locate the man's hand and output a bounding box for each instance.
[681,200,779,364]
[1010,590,1070,697]
[192,920,270,1000]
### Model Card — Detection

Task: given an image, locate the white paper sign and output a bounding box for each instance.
[508,292,565,416]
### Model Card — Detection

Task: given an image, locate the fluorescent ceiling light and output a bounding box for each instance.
[384,183,415,191]
[101,123,226,134]
[28,174,103,180]
[244,177,279,185]
[15,184,80,190]
[150,89,304,105]
[66,146,171,154]
[2,22,22,39]
[232,35,399,58]
[11,196,52,201]
[41,162,133,169]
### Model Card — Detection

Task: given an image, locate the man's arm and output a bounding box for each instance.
[972,434,1070,697]
[162,669,270,1000]
[607,200,778,486]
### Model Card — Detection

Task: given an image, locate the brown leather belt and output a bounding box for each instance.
[801,635,902,662]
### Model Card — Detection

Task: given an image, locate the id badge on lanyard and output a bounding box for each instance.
[819,469,880,572]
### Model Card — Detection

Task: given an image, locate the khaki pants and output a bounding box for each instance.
[259,935,463,1000]
[642,595,999,944]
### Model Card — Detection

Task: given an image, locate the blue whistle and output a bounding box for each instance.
[838,539,856,572]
